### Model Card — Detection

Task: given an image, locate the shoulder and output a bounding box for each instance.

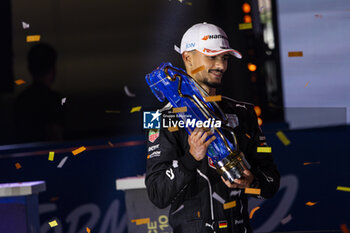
[221,96,255,113]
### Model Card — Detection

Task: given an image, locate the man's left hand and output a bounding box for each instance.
[221,169,255,189]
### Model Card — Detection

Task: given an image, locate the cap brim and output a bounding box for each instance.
[197,48,242,59]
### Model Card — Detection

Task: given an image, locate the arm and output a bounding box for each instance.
[145,128,200,209]
[246,106,280,199]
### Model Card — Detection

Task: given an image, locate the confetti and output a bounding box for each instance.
[108,141,114,147]
[249,206,260,219]
[239,23,252,30]
[48,220,58,228]
[245,188,261,195]
[281,214,292,225]
[131,218,150,225]
[130,106,142,113]
[48,152,55,161]
[288,51,303,57]
[15,162,22,170]
[314,14,323,18]
[185,2,192,5]
[341,224,350,233]
[337,186,350,192]
[191,65,205,75]
[105,110,121,114]
[72,146,86,155]
[257,147,272,153]
[86,227,91,233]
[306,201,317,206]
[223,200,236,210]
[15,79,26,85]
[305,81,310,87]
[22,21,30,29]
[168,126,179,132]
[61,97,66,105]
[50,196,59,202]
[245,133,251,139]
[303,161,320,165]
[204,95,222,102]
[174,45,181,54]
[172,107,187,113]
[276,131,291,146]
[26,35,41,42]
[57,156,68,168]
[124,85,136,97]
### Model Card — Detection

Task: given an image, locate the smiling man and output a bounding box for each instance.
[145,23,280,233]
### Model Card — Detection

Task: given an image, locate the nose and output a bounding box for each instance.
[215,59,225,71]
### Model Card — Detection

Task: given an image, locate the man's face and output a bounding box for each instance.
[190,51,229,88]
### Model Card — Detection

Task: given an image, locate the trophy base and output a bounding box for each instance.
[216,152,246,184]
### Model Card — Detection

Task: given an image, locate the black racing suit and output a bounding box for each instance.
[145,97,280,233]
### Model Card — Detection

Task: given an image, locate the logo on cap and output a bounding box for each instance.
[201,34,228,41]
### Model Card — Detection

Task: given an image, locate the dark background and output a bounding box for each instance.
[0,0,283,145]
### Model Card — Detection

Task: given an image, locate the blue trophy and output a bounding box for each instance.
[145,62,250,183]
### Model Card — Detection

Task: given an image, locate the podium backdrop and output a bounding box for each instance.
[0,126,349,232]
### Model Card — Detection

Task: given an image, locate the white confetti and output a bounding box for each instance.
[61,97,66,105]
[281,214,292,225]
[22,21,30,29]
[57,156,68,168]
[174,45,181,54]
[124,86,136,97]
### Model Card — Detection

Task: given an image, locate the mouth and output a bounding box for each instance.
[209,71,223,79]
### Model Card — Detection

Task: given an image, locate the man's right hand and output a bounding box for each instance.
[188,127,216,161]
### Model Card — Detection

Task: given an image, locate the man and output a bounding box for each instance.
[145,23,280,233]
[14,43,64,143]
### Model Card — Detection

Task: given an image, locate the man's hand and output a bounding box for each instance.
[188,127,216,161]
[221,169,255,189]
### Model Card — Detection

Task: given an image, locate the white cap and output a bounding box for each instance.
[180,22,242,59]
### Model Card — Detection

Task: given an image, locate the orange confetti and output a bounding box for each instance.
[72,146,86,155]
[108,141,114,147]
[303,161,320,165]
[86,227,91,233]
[341,224,350,233]
[223,200,236,210]
[131,218,150,225]
[288,51,303,57]
[305,81,310,87]
[15,162,22,170]
[50,197,59,202]
[26,35,41,42]
[306,201,317,206]
[249,206,260,219]
[168,126,179,132]
[245,133,251,139]
[173,107,187,113]
[245,188,261,195]
[204,95,222,102]
[15,79,26,85]
[191,65,205,75]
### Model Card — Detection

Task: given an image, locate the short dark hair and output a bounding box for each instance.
[28,43,57,77]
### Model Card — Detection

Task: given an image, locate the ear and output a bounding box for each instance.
[182,51,193,67]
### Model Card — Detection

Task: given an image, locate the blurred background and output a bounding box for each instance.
[0,0,349,232]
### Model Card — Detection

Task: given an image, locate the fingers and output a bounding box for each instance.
[221,176,238,188]
[204,135,216,146]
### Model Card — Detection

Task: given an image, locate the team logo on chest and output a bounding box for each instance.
[148,129,160,143]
